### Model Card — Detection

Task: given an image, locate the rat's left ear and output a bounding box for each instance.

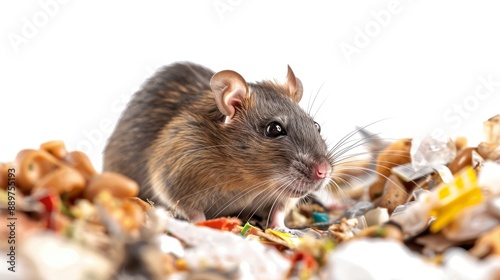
[284,65,303,103]
[210,70,249,123]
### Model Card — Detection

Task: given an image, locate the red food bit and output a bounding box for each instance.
[289,251,319,277]
[35,191,62,230]
[196,217,241,231]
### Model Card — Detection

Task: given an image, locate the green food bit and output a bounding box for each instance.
[60,193,70,202]
[63,225,74,238]
[373,227,387,237]
[240,222,253,236]
[60,202,75,218]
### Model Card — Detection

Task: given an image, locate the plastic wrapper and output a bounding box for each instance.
[390,166,486,237]
[410,135,458,186]
[390,197,433,238]
[441,194,500,242]
[411,134,457,172]
[392,162,434,182]
[438,162,500,241]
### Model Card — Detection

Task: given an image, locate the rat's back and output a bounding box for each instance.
[103,62,215,194]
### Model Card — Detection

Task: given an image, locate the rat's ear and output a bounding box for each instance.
[284,65,303,103]
[210,70,249,123]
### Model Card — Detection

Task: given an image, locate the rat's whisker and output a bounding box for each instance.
[312,94,329,120]
[209,178,281,218]
[337,166,411,195]
[327,178,348,200]
[234,176,293,222]
[329,119,390,155]
[330,132,384,161]
[307,82,325,115]
[264,178,297,228]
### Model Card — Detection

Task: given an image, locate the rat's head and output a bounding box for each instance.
[209,66,332,201]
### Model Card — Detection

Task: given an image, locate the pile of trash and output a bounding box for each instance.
[1,115,500,279]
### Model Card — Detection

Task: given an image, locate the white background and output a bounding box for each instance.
[1,0,499,170]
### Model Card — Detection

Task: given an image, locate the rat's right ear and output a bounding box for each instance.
[210,70,249,123]
[284,65,303,103]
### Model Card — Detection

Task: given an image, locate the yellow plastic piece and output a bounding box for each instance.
[266,229,302,247]
[429,166,483,233]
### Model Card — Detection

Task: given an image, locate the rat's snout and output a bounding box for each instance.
[313,161,332,180]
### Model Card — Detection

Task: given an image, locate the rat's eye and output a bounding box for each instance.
[314,122,321,133]
[266,121,287,137]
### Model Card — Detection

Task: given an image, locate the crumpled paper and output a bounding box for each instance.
[159,210,291,279]
[326,238,444,280]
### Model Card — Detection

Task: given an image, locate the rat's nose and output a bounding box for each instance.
[313,161,331,180]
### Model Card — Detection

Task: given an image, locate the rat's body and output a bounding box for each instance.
[104,62,332,227]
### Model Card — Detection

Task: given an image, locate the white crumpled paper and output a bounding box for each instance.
[157,210,291,279]
[326,238,444,280]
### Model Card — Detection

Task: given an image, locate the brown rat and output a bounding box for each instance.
[103,62,332,228]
